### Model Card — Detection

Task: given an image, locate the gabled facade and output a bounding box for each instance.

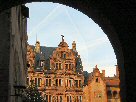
[83,65,120,102]
[83,65,107,102]
[27,36,84,102]
[106,66,120,102]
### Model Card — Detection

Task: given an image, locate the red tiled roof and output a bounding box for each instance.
[105,79,120,86]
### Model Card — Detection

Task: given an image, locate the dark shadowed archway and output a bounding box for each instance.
[0,0,136,102]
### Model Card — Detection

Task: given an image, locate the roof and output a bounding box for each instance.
[30,45,56,70]
[40,46,56,60]
[105,77,120,87]
[83,71,89,85]
[30,44,83,73]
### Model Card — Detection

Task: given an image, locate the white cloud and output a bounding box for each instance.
[77,37,108,53]
[27,4,63,37]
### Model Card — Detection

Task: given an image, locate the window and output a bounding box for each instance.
[67,96,72,102]
[113,91,118,98]
[79,96,82,102]
[59,63,61,69]
[75,80,82,88]
[79,80,82,87]
[70,96,72,102]
[65,64,68,70]
[46,78,51,86]
[63,53,66,58]
[46,95,52,102]
[49,79,51,86]
[69,80,72,87]
[96,78,99,82]
[56,79,58,86]
[76,96,79,102]
[56,63,61,70]
[69,64,71,69]
[67,96,69,102]
[60,96,62,102]
[66,79,68,87]
[49,95,52,102]
[59,79,61,86]
[70,63,74,70]
[55,96,62,102]
[27,78,29,85]
[56,79,62,86]
[56,96,58,102]
[35,78,37,86]
[75,96,82,102]
[107,91,112,99]
[40,61,44,67]
[75,80,78,87]
[46,95,48,102]
[46,79,48,86]
[38,78,41,87]
[56,63,58,69]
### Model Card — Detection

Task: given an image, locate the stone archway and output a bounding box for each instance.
[0,1,136,102]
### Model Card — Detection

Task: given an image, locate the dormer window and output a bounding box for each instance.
[40,61,44,67]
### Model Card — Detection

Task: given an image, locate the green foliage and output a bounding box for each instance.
[23,81,45,102]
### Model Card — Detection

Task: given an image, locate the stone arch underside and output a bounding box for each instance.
[0,0,136,102]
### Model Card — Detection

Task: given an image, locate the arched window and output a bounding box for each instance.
[113,91,118,98]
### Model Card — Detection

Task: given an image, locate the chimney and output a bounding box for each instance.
[115,65,119,77]
[102,70,105,77]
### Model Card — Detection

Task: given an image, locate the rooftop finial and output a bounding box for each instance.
[61,35,64,42]
[72,41,76,51]
[36,34,37,41]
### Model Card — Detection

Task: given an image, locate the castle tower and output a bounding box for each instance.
[102,70,105,77]
[35,41,41,53]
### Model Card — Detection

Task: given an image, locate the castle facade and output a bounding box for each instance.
[27,36,120,102]
[27,36,84,102]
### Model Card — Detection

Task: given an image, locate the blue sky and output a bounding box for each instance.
[26,2,117,76]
